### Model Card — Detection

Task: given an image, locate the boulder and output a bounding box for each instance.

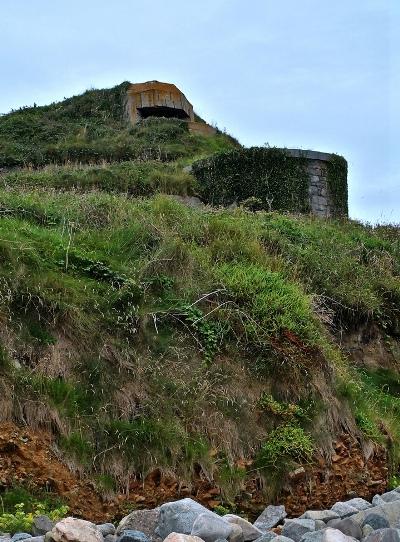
[223,515,262,541]
[323,519,361,540]
[320,530,357,542]
[330,504,358,520]
[163,535,205,542]
[155,499,213,540]
[50,518,103,542]
[281,520,317,542]
[104,537,117,542]
[380,493,400,504]
[11,535,32,542]
[363,528,400,542]
[117,509,160,542]
[300,512,339,523]
[33,517,55,537]
[273,537,295,542]
[254,507,287,532]
[253,534,277,542]
[374,497,388,507]
[97,526,115,538]
[351,500,400,528]
[342,500,371,512]
[361,514,390,531]
[117,531,149,542]
[28,538,44,542]
[190,513,236,542]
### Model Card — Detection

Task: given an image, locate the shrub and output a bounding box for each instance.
[256,425,314,471]
[0,502,68,535]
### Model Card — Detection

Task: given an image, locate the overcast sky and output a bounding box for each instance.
[1,0,398,223]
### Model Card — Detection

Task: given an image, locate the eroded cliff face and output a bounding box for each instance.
[0,422,389,521]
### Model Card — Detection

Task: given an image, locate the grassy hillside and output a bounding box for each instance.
[0,82,399,508]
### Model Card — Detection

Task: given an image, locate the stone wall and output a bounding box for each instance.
[285,149,346,218]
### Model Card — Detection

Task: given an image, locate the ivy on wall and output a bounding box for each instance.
[192,147,311,213]
[326,154,348,217]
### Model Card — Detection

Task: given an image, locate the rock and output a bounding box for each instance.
[191,513,236,542]
[50,518,103,542]
[163,535,205,542]
[117,531,150,542]
[104,537,117,542]
[363,528,400,542]
[11,535,32,542]
[97,525,115,537]
[363,526,375,538]
[330,504,358,520]
[300,512,339,523]
[301,529,358,542]
[314,523,325,532]
[273,538,294,542]
[254,507,287,532]
[380,492,400,504]
[361,515,390,530]
[373,497,388,507]
[117,509,160,541]
[28,538,44,542]
[324,519,361,540]
[33,517,55,537]
[253,534,277,542]
[282,520,317,542]
[342,500,371,512]
[155,499,213,540]
[351,501,400,528]
[223,515,262,541]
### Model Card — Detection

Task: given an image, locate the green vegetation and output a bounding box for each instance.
[192,147,311,212]
[0,82,398,502]
[0,501,68,534]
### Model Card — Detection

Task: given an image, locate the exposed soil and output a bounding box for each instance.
[0,423,388,522]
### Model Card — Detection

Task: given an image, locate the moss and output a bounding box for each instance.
[326,154,348,216]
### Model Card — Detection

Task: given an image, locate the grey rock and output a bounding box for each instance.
[11,535,32,542]
[273,538,295,542]
[300,512,339,523]
[104,536,117,542]
[117,509,160,542]
[282,520,317,542]
[373,497,388,507]
[301,530,358,542]
[363,528,400,542]
[214,539,229,542]
[27,538,44,542]
[362,526,375,538]
[155,499,213,539]
[33,517,55,538]
[223,515,262,541]
[361,515,390,530]
[315,523,326,532]
[324,519,361,540]
[254,506,287,532]
[352,500,400,527]
[97,526,115,537]
[380,492,400,504]
[117,531,150,542]
[330,504,359,519]
[343,500,371,513]
[191,513,235,542]
[253,534,277,542]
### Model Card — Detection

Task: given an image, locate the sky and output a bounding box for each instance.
[1,0,398,223]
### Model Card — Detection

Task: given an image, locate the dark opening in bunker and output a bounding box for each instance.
[137,106,190,121]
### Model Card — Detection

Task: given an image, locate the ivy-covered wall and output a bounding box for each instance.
[192,147,348,217]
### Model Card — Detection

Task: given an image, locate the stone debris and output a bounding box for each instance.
[5,489,400,542]
[254,506,287,532]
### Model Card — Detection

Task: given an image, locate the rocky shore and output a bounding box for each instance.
[3,488,400,542]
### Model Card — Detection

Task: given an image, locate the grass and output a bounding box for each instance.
[0,83,399,501]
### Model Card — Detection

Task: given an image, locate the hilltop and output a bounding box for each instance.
[0,82,399,522]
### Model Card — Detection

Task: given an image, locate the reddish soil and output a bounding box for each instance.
[0,423,388,522]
